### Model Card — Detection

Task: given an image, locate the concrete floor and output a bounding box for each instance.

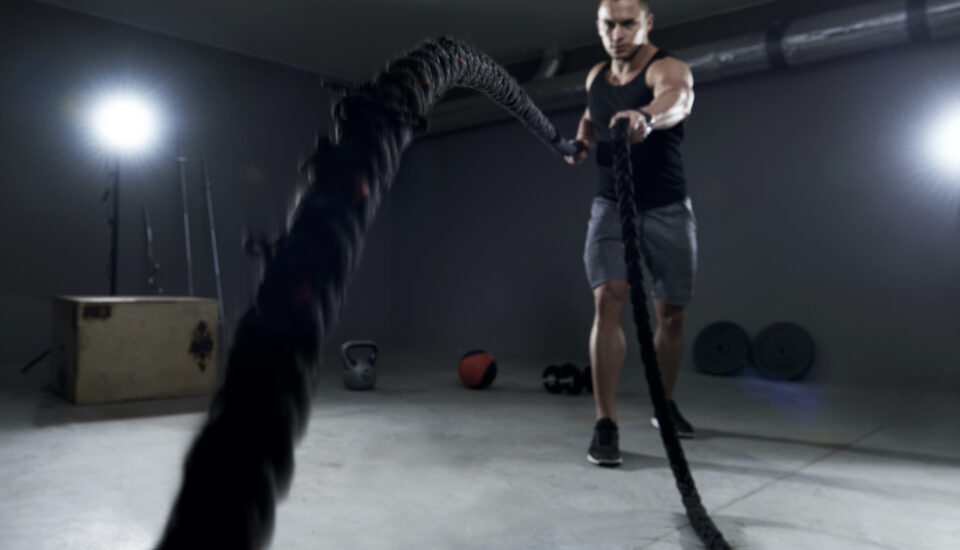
[1,351,958,550]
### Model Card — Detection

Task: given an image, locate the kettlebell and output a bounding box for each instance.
[340,340,378,391]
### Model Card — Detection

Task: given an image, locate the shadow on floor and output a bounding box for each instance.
[31,388,210,427]
[666,512,903,550]
[695,427,960,468]
[611,439,959,504]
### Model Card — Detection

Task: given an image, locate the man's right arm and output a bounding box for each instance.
[565,62,605,165]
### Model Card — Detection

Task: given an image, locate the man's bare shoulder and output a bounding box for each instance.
[647,56,693,85]
[585,61,608,92]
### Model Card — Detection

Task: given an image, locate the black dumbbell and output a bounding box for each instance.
[582,365,593,393]
[542,363,584,395]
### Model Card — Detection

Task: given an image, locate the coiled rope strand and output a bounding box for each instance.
[612,118,730,549]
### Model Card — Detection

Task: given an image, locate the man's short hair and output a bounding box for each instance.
[598,0,652,12]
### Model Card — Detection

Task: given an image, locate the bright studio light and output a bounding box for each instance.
[930,107,960,171]
[90,93,159,154]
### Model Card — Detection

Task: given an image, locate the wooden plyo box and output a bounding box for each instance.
[51,296,220,405]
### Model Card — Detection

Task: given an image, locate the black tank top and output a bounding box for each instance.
[588,49,687,209]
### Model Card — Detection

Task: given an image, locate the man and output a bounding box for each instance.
[565,0,697,467]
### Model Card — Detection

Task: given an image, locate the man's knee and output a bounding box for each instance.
[593,280,629,323]
[657,305,686,335]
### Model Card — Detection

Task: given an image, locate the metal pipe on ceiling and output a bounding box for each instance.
[427,0,960,136]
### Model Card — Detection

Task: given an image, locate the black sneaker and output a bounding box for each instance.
[650,400,695,438]
[587,417,623,467]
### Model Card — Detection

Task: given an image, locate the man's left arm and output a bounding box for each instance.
[610,58,694,142]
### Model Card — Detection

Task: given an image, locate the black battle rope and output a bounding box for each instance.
[611,118,730,549]
[155,37,723,549]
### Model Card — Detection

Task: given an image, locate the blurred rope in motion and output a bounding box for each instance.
[155,37,726,550]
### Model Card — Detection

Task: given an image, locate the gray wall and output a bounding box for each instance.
[3,1,958,391]
[0,1,393,367]
[390,37,960,390]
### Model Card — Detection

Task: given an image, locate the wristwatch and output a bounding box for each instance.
[639,110,654,134]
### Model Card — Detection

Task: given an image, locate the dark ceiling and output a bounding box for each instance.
[37,0,785,80]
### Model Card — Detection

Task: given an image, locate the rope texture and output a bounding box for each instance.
[611,118,730,550]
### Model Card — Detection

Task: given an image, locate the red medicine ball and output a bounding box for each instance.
[458,350,497,389]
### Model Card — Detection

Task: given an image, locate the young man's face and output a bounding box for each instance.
[597,0,654,61]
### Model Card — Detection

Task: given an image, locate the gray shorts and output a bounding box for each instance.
[583,196,698,306]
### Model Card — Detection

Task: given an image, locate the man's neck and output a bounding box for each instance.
[610,43,653,78]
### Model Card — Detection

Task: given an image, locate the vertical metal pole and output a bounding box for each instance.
[177,138,195,296]
[202,157,226,364]
[109,158,120,295]
[143,202,163,295]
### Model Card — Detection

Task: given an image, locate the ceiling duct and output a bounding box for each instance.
[427,0,960,136]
